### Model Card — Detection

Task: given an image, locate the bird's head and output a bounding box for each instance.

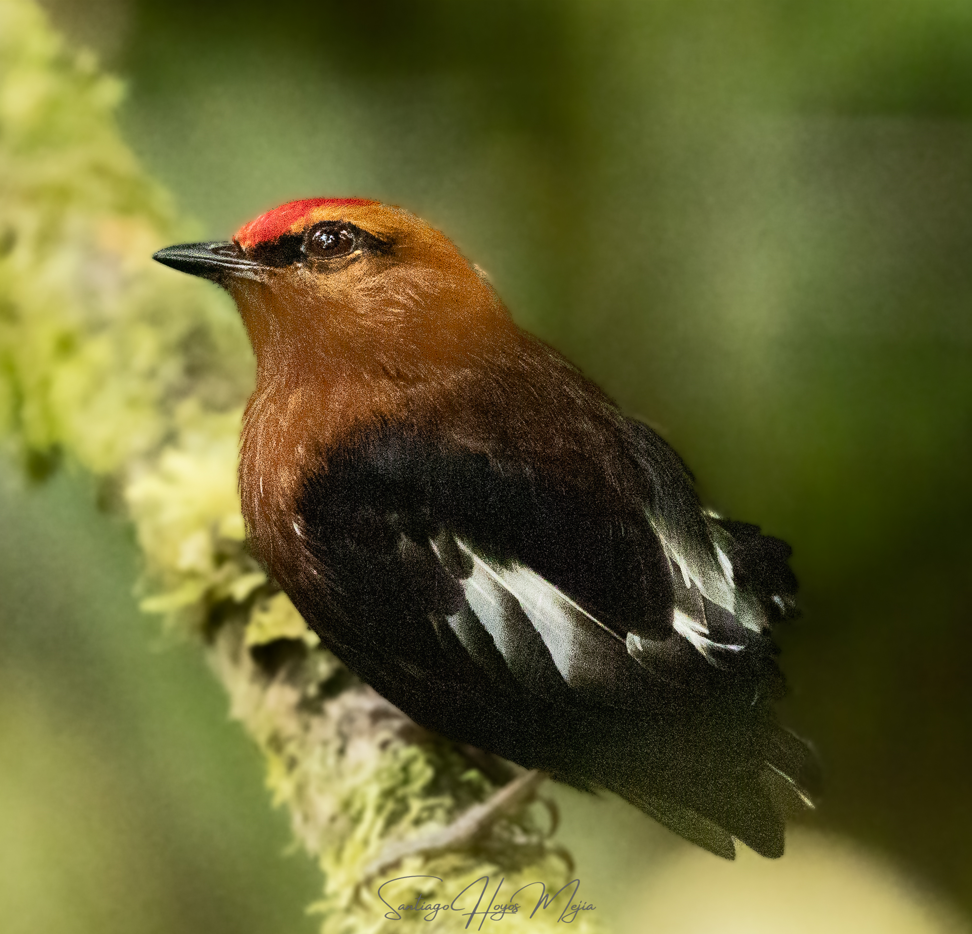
[154,198,512,382]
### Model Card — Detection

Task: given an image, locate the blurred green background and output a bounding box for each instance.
[4,0,972,930]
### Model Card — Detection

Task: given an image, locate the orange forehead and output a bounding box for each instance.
[233,198,377,250]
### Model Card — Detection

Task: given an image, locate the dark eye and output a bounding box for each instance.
[304,224,357,260]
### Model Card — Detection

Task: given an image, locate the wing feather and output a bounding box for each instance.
[428,537,656,708]
[455,546,571,701]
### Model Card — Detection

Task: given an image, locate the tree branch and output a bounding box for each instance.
[0,3,603,931]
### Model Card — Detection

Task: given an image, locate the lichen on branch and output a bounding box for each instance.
[0,1,599,930]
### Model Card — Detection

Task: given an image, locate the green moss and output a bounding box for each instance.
[0,1,598,930]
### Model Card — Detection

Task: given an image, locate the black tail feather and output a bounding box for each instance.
[615,771,785,859]
[763,725,822,808]
[624,789,737,859]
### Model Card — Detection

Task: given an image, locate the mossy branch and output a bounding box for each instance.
[0,1,602,930]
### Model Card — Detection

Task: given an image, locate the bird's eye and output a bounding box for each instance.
[304,224,357,260]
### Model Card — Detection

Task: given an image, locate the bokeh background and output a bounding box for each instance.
[3,0,972,931]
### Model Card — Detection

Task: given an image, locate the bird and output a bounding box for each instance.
[153,197,818,859]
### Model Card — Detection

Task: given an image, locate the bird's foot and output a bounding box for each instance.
[360,768,548,883]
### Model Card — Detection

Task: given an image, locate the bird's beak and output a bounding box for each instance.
[152,241,263,281]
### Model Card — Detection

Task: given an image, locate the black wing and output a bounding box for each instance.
[291,421,815,857]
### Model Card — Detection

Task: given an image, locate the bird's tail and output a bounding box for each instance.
[762,724,822,811]
[621,787,739,859]
[609,723,819,860]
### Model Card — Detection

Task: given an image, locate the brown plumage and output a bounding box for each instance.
[154,198,818,859]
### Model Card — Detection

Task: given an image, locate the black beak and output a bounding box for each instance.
[152,241,263,280]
